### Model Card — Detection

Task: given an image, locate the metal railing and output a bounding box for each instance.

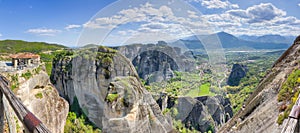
[0,75,51,133]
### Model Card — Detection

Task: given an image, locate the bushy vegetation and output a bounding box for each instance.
[35,92,43,99]
[65,97,101,133]
[53,50,75,61]
[278,70,300,102]
[21,70,32,80]
[10,74,19,91]
[44,62,52,75]
[33,65,42,74]
[39,52,57,75]
[64,112,101,133]
[106,93,119,102]
[173,120,197,133]
[0,40,65,53]
[277,69,300,124]
[39,49,75,76]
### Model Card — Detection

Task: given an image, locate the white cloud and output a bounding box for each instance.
[201,3,300,36]
[83,3,176,29]
[26,28,61,36]
[188,0,239,9]
[187,10,199,18]
[81,2,216,45]
[273,16,300,25]
[83,2,211,35]
[298,3,300,7]
[227,3,286,23]
[247,3,286,23]
[141,22,169,29]
[65,24,81,30]
[0,33,2,37]
[201,0,239,9]
[227,9,249,18]
[80,1,299,45]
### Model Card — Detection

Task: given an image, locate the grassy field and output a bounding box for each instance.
[185,83,215,97]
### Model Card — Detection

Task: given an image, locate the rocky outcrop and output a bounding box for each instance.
[4,66,69,133]
[114,43,196,83]
[157,94,233,132]
[51,47,173,132]
[102,77,172,132]
[227,64,248,86]
[219,36,300,132]
[50,51,75,103]
[132,50,179,84]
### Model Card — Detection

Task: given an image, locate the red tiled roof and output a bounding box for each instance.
[10,53,40,59]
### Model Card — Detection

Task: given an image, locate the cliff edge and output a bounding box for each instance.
[219,35,300,133]
[51,46,173,132]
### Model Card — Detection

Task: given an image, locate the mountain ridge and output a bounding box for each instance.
[239,34,295,44]
[174,32,291,50]
[0,39,66,53]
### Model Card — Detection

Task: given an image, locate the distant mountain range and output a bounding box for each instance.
[239,34,295,44]
[172,32,293,50]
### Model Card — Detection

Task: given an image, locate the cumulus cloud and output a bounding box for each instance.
[247,3,286,23]
[81,2,219,45]
[227,10,249,18]
[141,22,169,29]
[273,16,300,25]
[201,0,239,9]
[188,0,239,9]
[80,1,299,45]
[298,3,300,7]
[201,2,300,36]
[0,33,2,37]
[65,24,81,30]
[83,2,211,36]
[26,28,61,36]
[227,3,286,23]
[84,3,177,29]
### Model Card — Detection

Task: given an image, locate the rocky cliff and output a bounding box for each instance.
[157,94,233,132]
[114,43,195,83]
[227,64,248,86]
[3,66,69,133]
[132,50,179,84]
[219,36,300,132]
[51,46,173,132]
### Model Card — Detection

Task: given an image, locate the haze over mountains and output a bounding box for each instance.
[174,32,293,50]
[239,34,295,44]
[0,31,294,51]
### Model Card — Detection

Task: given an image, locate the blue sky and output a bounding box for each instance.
[0,0,300,47]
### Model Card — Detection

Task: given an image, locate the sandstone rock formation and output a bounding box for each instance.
[219,36,300,132]
[132,50,179,84]
[51,46,173,132]
[227,64,248,86]
[157,94,233,132]
[3,66,69,133]
[114,43,196,83]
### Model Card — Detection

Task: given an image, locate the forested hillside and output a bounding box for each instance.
[0,40,66,53]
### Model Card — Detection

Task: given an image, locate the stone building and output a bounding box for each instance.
[10,53,40,69]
